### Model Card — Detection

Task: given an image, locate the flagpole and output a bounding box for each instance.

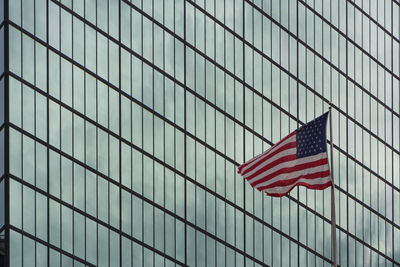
[329,105,338,267]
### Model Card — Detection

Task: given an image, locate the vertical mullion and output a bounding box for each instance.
[367,0,371,265]
[287,0,292,263]
[140,0,144,265]
[173,0,177,264]
[183,0,187,265]
[296,0,300,264]
[326,0,331,265]
[58,3,62,265]
[19,0,24,263]
[251,2,255,264]
[82,2,88,264]
[83,0,88,263]
[203,0,208,265]
[95,0,99,265]
[162,0,166,265]
[20,65,24,267]
[4,0,9,264]
[260,0,264,265]
[360,3,364,264]
[315,0,320,265]
[107,0,111,265]
[194,3,199,266]
[223,0,227,264]
[45,0,50,265]
[269,0,274,263]
[118,0,122,265]
[383,0,387,260]
[203,0,207,261]
[344,1,346,265]
[213,0,217,264]
[391,0,395,264]
[321,0,325,255]
[234,0,238,261]
[242,0,246,265]
[347,0,351,265]
[32,0,38,262]
[304,1,308,265]
[278,0,283,265]
[312,1,316,266]
[129,4,133,266]
[70,1,75,265]
[370,0,375,264]
[151,0,155,264]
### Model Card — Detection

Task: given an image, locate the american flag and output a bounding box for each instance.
[238,113,332,197]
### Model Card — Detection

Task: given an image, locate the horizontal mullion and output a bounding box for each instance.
[181,0,400,126]
[44,2,400,187]
[111,0,300,123]
[0,173,5,185]
[10,123,397,266]
[9,1,400,222]
[8,68,238,182]
[348,0,400,44]
[43,1,289,146]
[9,33,400,237]
[125,0,400,156]
[7,5,398,264]
[8,75,399,265]
[11,67,400,237]
[335,183,400,231]
[7,224,97,267]
[7,18,273,166]
[299,0,399,79]
[7,174,188,267]
[7,75,331,264]
[7,125,275,267]
[389,0,400,7]
[242,0,400,119]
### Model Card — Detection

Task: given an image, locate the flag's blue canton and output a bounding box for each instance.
[296,113,329,158]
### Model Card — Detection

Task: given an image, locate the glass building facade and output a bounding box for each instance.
[0,0,399,266]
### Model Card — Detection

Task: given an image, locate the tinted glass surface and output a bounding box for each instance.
[3,0,400,266]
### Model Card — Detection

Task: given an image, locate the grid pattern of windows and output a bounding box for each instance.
[1,0,399,266]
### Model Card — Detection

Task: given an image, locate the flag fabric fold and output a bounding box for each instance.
[238,112,332,197]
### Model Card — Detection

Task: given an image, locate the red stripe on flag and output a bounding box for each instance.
[250,158,329,187]
[244,153,297,180]
[241,141,297,176]
[238,131,296,174]
[257,170,330,191]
